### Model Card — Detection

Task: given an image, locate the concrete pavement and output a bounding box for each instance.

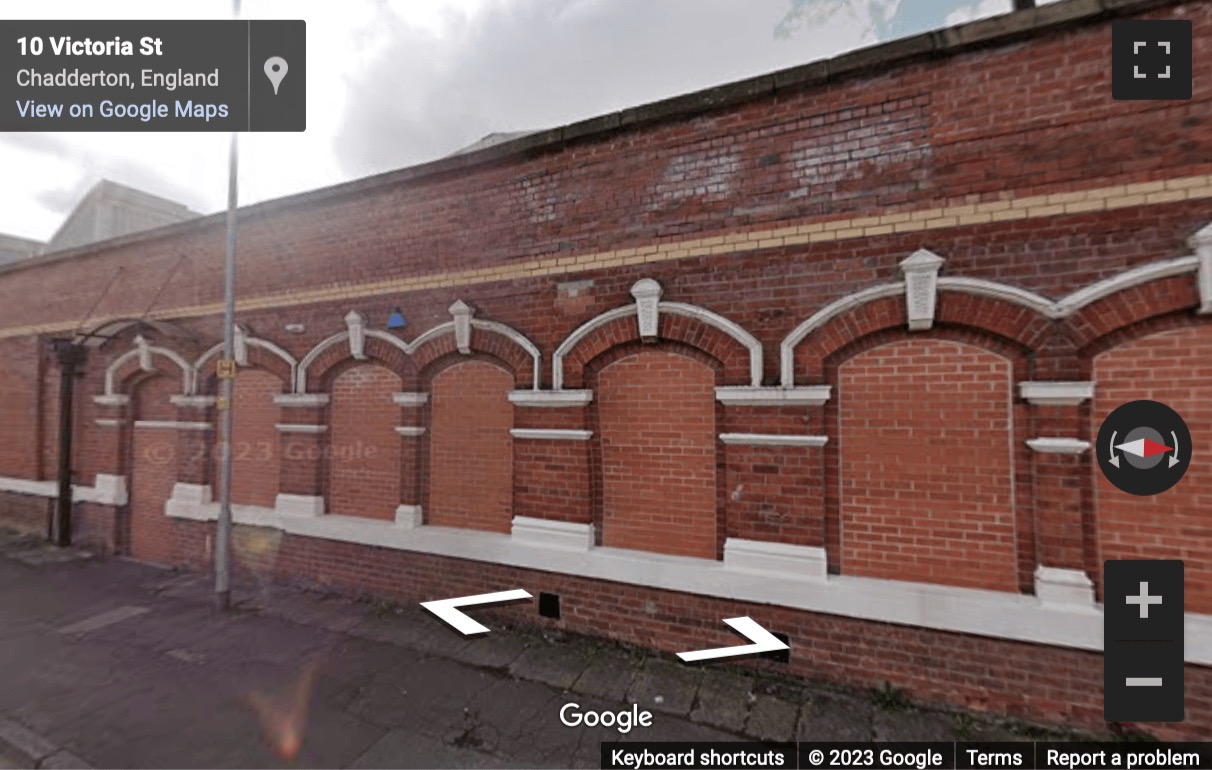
[0,529,1096,768]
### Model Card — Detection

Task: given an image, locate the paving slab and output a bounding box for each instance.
[507,643,592,691]
[0,720,56,765]
[348,611,473,658]
[570,648,639,703]
[346,653,507,735]
[315,635,408,690]
[38,751,91,770]
[625,658,702,717]
[258,590,367,634]
[871,708,961,741]
[350,728,509,769]
[796,690,874,741]
[744,694,799,742]
[0,750,28,770]
[689,670,753,733]
[446,677,578,766]
[454,634,533,670]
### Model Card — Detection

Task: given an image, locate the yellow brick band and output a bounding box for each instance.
[3,173,1210,341]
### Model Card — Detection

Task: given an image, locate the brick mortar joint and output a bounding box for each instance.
[3,172,1210,344]
[0,0,1192,288]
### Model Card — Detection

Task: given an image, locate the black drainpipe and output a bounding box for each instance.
[50,339,85,547]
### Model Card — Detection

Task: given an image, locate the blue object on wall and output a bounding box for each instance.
[387,308,406,329]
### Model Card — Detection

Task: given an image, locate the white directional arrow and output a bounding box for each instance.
[1170,430,1182,468]
[1109,430,1120,468]
[421,589,532,636]
[676,617,788,663]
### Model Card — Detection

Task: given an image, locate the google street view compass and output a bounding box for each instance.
[1097,400,1191,496]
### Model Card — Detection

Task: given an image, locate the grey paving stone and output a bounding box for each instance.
[434,676,579,766]
[316,636,405,689]
[872,708,961,741]
[456,634,533,670]
[689,670,753,733]
[0,719,56,762]
[744,694,799,742]
[38,750,91,769]
[346,655,501,733]
[350,728,509,769]
[625,658,702,717]
[796,691,874,741]
[262,592,367,634]
[349,611,473,658]
[570,650,637,702]
[0,749,29,770]
[508,644,592,691]
[952,717,1035,742]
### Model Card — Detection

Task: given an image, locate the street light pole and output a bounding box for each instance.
[214,0,241,612]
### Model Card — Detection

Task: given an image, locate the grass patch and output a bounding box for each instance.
[869,682,911,711]
[368,598,403,619]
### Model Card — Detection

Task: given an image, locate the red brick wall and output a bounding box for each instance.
[0,338,40,479]
[160,517,1212,742]
[127,375,183,564]
[597,352,717,559]
[328,365,401,520]
[222,368,283,509]
[428,360,514,533]
[839,339,1018,592]
[0,491,50,535]
[1093,325,1212,614]
[0,3,1207,347]
[0,0,1208,740]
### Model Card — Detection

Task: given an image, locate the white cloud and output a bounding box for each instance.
[0,0,994,242]
[945,0,1007,26]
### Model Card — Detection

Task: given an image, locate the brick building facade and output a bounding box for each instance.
[0,0,1209,737]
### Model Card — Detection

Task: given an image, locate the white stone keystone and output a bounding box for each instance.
[345,310,368,360]
[1189,221,1212,314]
[899,249,946,331]
[630,278,663,340]
[450,300,474,355]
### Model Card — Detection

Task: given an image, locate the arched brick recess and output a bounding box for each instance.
[326,364,402,520]
[126,375,181,564]
[1091,323,1212,614]
[110,354,186,396]
[836,337,1021,592]
[1067,275,1201,357]
[792,296,903,383]
[593,349,719,559]
[215,368,284,509]
[311,335,416,393]
[244,345,295,385]
[561,311,753,390]
[935,293,1054,352]
[427,360,514,533]
[792,291,1054,383]
[410,330,535,389]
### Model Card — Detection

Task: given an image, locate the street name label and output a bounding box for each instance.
[1,20,305,131]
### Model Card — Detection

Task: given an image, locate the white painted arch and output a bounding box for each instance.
[193,334,298,390]
[779,254,1204,387]
[103,342,195,396]
[552,281,763,389]
[294,311,541,393]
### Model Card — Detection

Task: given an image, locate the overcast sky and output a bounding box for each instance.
[0,0,1048,242]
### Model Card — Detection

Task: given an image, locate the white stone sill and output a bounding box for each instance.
[160,498,1212,666]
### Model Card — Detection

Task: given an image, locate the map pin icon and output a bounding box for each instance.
[264,57,288,95]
